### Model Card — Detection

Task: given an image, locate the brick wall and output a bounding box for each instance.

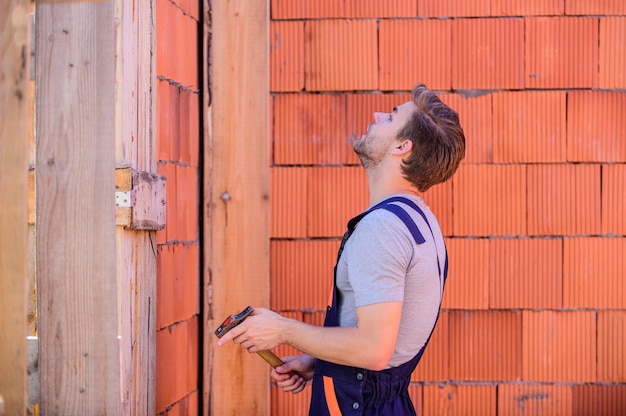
[155,0,201,413]
[270,1,626,415]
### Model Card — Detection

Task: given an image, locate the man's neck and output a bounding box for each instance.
[365,167,421,206]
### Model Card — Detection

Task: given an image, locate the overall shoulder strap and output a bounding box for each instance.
[349,196,448,280]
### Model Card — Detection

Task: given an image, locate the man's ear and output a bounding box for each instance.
[392,139,412,156]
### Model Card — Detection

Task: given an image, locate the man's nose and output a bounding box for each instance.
[373,112,387,123]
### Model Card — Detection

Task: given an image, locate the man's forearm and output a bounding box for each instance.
[280,302,402,371]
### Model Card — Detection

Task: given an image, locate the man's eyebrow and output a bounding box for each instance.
[392,107,398,113]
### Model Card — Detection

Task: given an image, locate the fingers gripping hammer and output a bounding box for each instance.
[214,306,295,376]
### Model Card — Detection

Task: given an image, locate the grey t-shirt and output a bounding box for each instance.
[335,194,446,368]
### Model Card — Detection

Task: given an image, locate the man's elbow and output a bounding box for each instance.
[361,348,393,371]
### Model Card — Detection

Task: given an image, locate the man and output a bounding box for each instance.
[217,83,465,415]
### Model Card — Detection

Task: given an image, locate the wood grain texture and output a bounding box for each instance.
[116,0,157,413]
[35,2,120,414]
[204,0,270,414]
[0,1,30,414]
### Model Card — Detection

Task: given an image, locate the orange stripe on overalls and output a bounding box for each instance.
[323,376,342,416]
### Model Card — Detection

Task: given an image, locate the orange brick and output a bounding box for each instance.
[572,384,626,416]
[439,93,492,164]
[564,237,626,309]
[452,18,524,90]
[566,0,626,15]
[163,162,178,243]
[344,0,417,18]
[271,384,312,416]
[490,238,563,309]
[271,21,304,92]
[598,310,626,382]
[178,90,191,165]
[186,390,198,416]
[156,0,171,79]
[270,240,339,311]
[525,17,599,89]
[176,166,199,242]
[599,17,626,88]
[157,79,172,162]
[523,310,595,382]
[379,20,451,91]
[188,92,200,167]
[270,167,308,238]
[272,0,420,19]
[442,238,489,309]
[492,91,566,163]
[158,82,180,163]
[179,15,199,90]
[156,0,198,89]
[170,84,182,163]
[179,0,200,21]
[174,244,200,321]
[160,390,199,416]
[498,384,573,416]
[527,164,601,236]
[273,94,351,165]
[157,244,200,328]
[155,317,199,412]
[156,163,168,246]
[346,93,412,151]
[306,167,368,238]
[419,0,490,17]
[602,164,626,234]
[157,245,176,329]
[492,0,564,15]
[423,180,453,236]
[305,20,377,91]
[407,385,424,415]
[449,311,522,381]
[453,164,527,236]
[271,0,343,19]
[412,311,449,382]
[567,91,626,162]
[423,384,497,416]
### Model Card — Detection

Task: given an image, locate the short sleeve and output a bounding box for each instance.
[343,209,416,308]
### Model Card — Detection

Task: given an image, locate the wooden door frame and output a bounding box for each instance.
[0,1,31,413]
[203,0,270,414]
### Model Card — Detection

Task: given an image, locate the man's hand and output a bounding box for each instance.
[271,354,316,394]
[216,307,285,352]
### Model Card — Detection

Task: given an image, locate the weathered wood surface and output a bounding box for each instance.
[205,0,271,414]
[35,2,120,414]
[115,0,157,413]
[0,1,30,414]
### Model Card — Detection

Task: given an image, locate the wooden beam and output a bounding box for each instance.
[0,1,30,414]
[205,0,270,414]
[115,0,157,413]
[35,1,120,414]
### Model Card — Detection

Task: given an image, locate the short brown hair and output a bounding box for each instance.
[397,84,466,192]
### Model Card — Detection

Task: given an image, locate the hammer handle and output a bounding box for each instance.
[257,349,284,368]
[257,350,296,377]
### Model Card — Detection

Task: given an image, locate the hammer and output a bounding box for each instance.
[215,306,295,376]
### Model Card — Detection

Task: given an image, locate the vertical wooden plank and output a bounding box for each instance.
[205,0,270,415]
[35,2,120,414]
[116,0,157,413]
[0,1,30,414]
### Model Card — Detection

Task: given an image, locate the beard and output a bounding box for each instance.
[353,133,385,169]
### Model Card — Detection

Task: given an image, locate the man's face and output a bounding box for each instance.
[353,101,417,168]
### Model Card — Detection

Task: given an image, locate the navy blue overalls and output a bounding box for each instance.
[309,196,448,416]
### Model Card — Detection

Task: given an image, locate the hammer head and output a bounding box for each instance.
[214,306,254,339]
